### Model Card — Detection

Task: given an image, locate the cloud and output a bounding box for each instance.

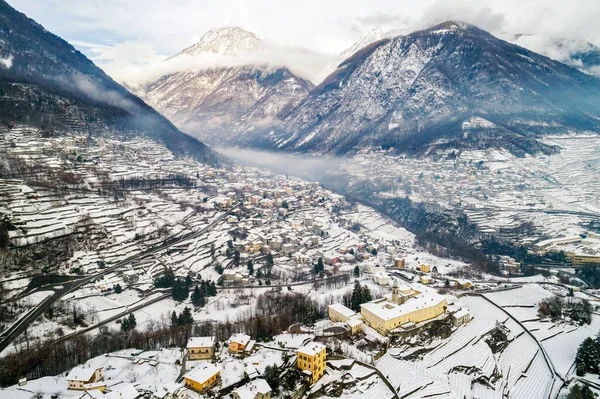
[101,42,344,88]
[417,0,506,33]
[72,75,138,113]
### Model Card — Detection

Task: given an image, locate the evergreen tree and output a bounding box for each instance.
[361,285,372,303]
[233,250,240,266]
[171,278,189,302]
[248,260,254,275]
[154,270,175,288]
[170,311,178,328]
[263,365,280,395]
[177,307,194,326]
[127,313,137,329]
[350,280,362,312]
[209,281,217,296]
[120,317,129,332]
[353,266,360,278]
[266,253,274,267]
[314,258,325,274]
[113,283,122,294]
[191,285,205,307]
[575,337,600,375]
[567,384,597,399]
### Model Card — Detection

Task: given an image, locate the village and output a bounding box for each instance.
[1,126,600,399]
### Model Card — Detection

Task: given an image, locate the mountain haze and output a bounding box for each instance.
[0,0,219,164]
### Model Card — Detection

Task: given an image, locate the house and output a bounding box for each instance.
[152,382,185,399]
[328,303,356,323]
[186,336,216,360]
[346,317,363,335]
[83,382,106,392]
[232,378,272,399]
[419,264,431,273]
[229,333,251,354]
[183,363,221,392]
[66,366,103,390]
[373,271,390,286]
[454,279,473,289]
[419,275,432,284]
[394,257,405,268]
[104,384,140,399]
[452,309,471,327]
[298,343,327,384]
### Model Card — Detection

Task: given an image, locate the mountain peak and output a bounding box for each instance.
[422,20,480,35]
[177,26,262,57]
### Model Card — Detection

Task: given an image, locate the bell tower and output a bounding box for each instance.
[392,279,400,304]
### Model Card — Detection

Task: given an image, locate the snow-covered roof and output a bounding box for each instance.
[360,293,446,322]
[298,342,326,357]
[232,379,272,399]
[104,384,139,399]
[65,366,99,382]
[78,390,105,399]
[328,303,356,318]
[230,333,251,346]
[453,308,470,319]
[232,388,254,399]
[346,318,363,327]
[153,382,183,399]
[187,336,216,349]
[184,362,221,384]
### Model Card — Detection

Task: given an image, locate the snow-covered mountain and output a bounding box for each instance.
[238,21,600,156]
[173,26,263,57]
[346,28,600,78]
[0,0,218,164]
[341,27,408,58]
[140,27,313,146]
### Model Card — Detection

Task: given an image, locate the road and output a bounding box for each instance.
[0,202,241,354]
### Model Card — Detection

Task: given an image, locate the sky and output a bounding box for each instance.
[8,0,600,85]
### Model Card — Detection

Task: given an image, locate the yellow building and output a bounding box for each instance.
[328,303,356,322]
[420,275,432,284]
[297,343,326,384]
[360,282,447,335]
[187,336,216,360]
[65,366,103,390]
[229,333,251,354]
[419,264,431,273]
[571,254,600,266]
[183,363,221,392]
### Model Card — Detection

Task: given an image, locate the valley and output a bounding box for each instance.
[1,1,600,398]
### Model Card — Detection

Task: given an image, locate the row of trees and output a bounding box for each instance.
[538,296,592,326]
[190,281,217,307]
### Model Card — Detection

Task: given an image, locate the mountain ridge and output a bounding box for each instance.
[233,21,600,156]
[0,0,220,164]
